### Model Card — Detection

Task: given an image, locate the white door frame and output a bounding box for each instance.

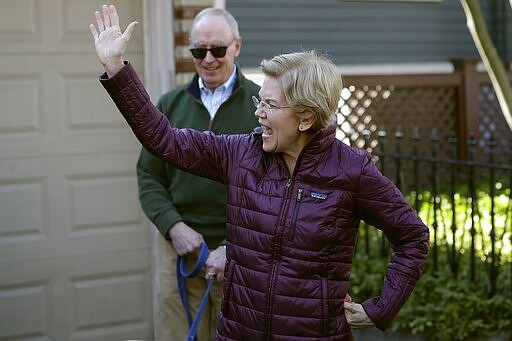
[142,0,175,100]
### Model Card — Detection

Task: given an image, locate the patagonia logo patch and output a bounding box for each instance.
[310,192,327,200]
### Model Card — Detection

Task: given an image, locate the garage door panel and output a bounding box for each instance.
[0,0,142,54]
[0,230,150,267]
[0,0,42,45]
[61,156,144,245]
[0,281,49,341]
[0,130,142,159]
[59,0,143,46]
[63,75,127,130]
[0,250,150,340]
[70,324,149,341]
[0,55,144,75]
[70,273,147,331]
[0,178,47,242]
[0,55,144,160]
[0,154,148,262]
[0,74,43,134]
[68,173,141,230]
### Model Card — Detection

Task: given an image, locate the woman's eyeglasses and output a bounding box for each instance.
[189,39,236,59]
[252,96,291,115]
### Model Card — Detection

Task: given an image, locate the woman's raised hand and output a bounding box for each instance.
[89,4,138,77]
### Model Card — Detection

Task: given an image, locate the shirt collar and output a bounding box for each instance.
[198,65,237,94]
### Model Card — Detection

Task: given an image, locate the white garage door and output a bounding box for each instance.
[0,1,151,340]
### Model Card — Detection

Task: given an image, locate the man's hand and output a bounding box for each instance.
[168,221,204,256]
[344,301,374,328]
[89,4,138,77]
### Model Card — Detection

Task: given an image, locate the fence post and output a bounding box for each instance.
[362,129,371,255]
[394,126,404,190]
[509,142,512,294]
[412,128,421,212]
[468,135,477,282]
[451,59,480,160]
[488,135,497,296]
[448,132,459,277]
[430,129,440,272]
[378,130,389,257]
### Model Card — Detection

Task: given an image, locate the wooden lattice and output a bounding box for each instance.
[475,83,512,164]
[337,84,458,160]
[337,79,511,192]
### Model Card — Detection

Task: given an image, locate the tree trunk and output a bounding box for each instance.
[460,0,512,131]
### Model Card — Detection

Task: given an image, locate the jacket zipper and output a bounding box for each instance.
[279,178,293,226]
[264,178,293,340]
[288,188,303,240]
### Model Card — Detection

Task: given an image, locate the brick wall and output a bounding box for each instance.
[173,0,214,86]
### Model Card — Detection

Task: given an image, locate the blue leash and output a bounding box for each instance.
[177,242,215,341]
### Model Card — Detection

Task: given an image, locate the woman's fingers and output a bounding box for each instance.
[94,10,104,32]
[344,293,352,302]
[343,301,356,312]
[91,4,136,42]
[89,24,98,40]
[109,4,120,27]
[102,4,111,28]
[93,4,117,33]
[122,21,139,42]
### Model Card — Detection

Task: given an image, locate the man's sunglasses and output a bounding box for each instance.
[189,46,228,59]
[189,40,236,59]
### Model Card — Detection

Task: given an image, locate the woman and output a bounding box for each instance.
[90,5,429,340]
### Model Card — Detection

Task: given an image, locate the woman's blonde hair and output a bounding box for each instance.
[260,50,342,130]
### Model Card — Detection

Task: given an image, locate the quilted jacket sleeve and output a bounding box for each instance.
[355,153,430,331]
[99,62,232,184]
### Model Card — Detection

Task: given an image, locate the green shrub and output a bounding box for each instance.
[393,270,512,340]
[350,185,512,340]
[350,251,512,340]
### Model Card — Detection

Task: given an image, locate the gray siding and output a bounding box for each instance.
[227,0,495,67]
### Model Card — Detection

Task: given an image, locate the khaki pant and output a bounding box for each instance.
[152,230,223,341]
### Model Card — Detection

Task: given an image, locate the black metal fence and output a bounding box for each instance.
[354,127,512,297]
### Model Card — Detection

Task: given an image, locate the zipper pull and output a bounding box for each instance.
[297,188,303,202]
[285,178,292,189]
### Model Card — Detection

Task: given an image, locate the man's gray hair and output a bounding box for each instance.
[190,8,240,39]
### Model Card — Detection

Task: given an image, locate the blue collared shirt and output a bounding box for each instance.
[198,65,237,119]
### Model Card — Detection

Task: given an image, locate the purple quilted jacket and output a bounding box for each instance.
[101,63,429,341]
